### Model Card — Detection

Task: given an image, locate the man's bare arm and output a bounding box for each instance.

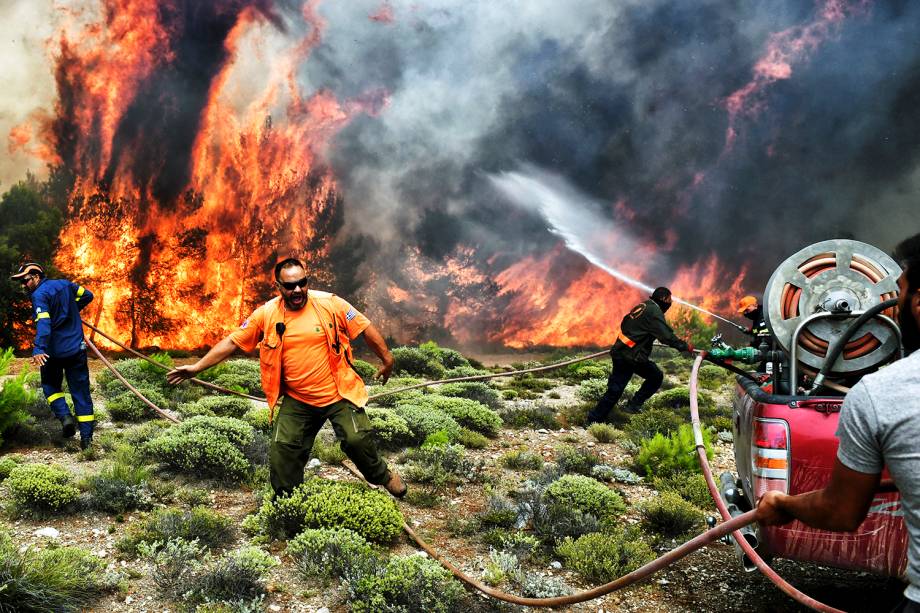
[756,458,881,531]
[166,336,239,385]
[361,323,394,384]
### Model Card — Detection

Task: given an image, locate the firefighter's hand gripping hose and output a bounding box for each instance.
[689,352,845,613]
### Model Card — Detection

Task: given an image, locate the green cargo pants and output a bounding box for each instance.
[269,396,391,497]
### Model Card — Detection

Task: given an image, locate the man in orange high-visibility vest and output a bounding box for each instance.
[167,258,404,499]
[587,287,691,425]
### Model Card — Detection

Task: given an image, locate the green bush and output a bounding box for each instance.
[0,347,36,446]
[652,473,714,509]
[144,416,256,481]
[368,377,425,407]
[478,495,518,527]
[576,378,608,403]
[504,374,554,393]
[184,546,277,606]
[563,361,611,382]
[419,340,470,369]
[499,403,559,429]
[710,415,733,433]
[431,382,502,411]
[499,449,544,471]
[197,358,263,394]
[366,407,414,450]
[555,444,599,476]
[556,402,589,428]
[287,528,379,580]
[177,395,253,419]
[647,386,715,415]
[85,447,152,514]
[348,554,466,613]
[392,347,447,379]
[545,474,625,523]
[0,453,24,481]
[403,443,478,487]
[587,422,620,443]
[392,403,461,443]
[444,365,491,379]
[105,385,169,422]
[96,354,172,400]
[698,364,733,390]
[244,478,403,543]
[6,463,79,516]
[311,437,346,465]
[456,427,489,449]
[138,538,275,607]
[423,395,502,436]
[352,359,378,384]
[556,529,655,583]
[635,424,712,477]
[0,533,112,611]
[118,506,234,556]
[639,491,704,537]
[241,406,270,433]
[623,407,685,444]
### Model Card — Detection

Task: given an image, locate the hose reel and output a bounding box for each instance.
[763,239,902,379]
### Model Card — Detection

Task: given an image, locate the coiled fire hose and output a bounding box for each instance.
[83,321,845,610]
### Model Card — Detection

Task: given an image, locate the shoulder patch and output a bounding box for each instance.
[240,320,249,329]
[628,303,646,319]
[345,308,357,321]
[36,307,42,313]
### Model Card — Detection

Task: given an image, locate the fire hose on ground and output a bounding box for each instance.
[82,320,847,611]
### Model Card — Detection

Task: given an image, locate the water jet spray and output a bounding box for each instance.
[489,167,748,332]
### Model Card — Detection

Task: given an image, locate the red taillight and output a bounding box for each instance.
[752,418,790,497]
[754,420,788,449]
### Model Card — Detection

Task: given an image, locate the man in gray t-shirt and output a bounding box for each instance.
[757,232,920,612]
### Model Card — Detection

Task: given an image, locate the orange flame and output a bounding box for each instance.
[45,1,386,348]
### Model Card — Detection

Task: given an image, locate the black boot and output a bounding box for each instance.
[60,414,77,438]
[80,436,93,451]
[621,402,643,415]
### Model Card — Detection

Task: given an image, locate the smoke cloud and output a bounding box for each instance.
[3,0,919,347]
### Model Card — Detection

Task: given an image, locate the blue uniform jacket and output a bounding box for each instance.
[30,278,94,358]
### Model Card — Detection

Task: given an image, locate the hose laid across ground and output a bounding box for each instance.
[345,458,756,608]
[85,322,766,609]
[688,352,844,613]
[82,320,266,403]
[83,318,612,401]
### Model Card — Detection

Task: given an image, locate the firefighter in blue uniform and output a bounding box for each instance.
[12,263,96,449]
[587,287,691,425]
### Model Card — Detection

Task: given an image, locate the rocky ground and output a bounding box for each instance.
[0,354,908,613]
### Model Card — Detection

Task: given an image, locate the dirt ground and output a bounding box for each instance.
[0,355,908,613]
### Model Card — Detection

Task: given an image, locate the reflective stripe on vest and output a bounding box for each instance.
[75,286,85,301]
[618,332,636,348]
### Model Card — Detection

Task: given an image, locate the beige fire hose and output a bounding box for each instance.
[84,322,846,610]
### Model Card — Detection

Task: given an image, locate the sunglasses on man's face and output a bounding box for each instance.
[279,277,308,291]
[18,275,34,286]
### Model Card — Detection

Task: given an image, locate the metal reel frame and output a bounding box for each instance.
[763,239,901,377]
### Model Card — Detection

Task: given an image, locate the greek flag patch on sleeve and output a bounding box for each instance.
[240,320,249,329]
[345,308,357,321]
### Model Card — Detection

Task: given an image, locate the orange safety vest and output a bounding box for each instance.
[255,293,368,421]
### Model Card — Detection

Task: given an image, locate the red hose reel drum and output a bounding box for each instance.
[763,239,902,377]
